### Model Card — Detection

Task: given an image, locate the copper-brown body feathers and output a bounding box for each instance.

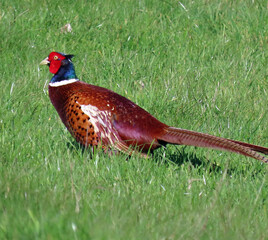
[48,80,268,163]
[41,52,268,164]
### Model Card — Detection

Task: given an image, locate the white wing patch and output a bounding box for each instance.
[80,104,120,145]
[77,103,137,155]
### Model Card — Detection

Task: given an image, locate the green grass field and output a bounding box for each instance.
[0,0,267,239]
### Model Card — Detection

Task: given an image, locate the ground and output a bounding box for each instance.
[0,0,267,239]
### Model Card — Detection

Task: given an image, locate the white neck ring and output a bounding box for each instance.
[49,78,79,87]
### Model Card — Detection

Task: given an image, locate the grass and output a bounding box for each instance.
[0,0,267,239]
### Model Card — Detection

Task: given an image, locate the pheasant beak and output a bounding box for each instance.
[40,57,50,66]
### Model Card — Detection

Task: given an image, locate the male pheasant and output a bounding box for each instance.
[40,52,268,163]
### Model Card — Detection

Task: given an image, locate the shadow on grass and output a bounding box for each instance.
[65,140,265,177]
[164,148,204,167]
[154,146,225,173]
[66,139,218,167]
[158,146,266,177]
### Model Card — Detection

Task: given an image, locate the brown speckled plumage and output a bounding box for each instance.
[41,52,268,163]
[49,81,167,154]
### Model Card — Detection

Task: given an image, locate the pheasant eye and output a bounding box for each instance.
[54,55,59,60]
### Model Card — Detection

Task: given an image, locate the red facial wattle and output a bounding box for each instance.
[48,52,66,74]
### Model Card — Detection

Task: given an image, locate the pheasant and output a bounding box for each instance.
[40,52,268,163]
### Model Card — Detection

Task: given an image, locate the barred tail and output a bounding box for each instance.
[227,139,268,155]
[159,127,268,163]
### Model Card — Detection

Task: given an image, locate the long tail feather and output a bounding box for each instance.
[159,127,268,163]
[227,139,268,155]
